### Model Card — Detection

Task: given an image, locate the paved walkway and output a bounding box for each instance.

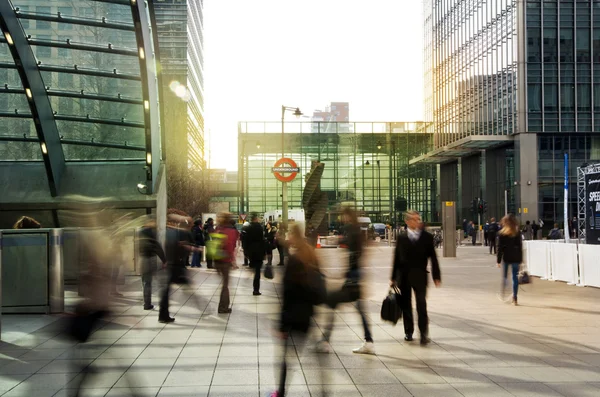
[1,245,600,396]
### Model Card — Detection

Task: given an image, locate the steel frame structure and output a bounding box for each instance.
[130,0,161,193]
[0,0,64,196]
[0,0,164,195]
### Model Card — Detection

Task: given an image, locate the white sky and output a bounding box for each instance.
[203,0,424,170]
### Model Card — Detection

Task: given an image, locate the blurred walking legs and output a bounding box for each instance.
[216,260,231,312]
[277,331,327,397]
[141,272,153,309]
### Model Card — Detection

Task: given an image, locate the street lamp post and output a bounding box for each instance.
[281,105,302,232]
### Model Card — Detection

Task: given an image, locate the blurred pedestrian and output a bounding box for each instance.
[159,213,201,323]
[462,218,468,238]
[548,223,563,240]
[468,221,477,246]
[246,214,266,296]
[265,222,276,266]
[213,212,239,313]
[204,217,215,269]
[531,220,540,240]
[391,210,441,345]
[275,223,286,266]
[318,207,374,355]
[523,220,533,240]
[191,219,205,268]
[241,220,251,266]
[138,219,166,310]
[483,221,489,246]
[488,217,499,255]
[497,214,523,306]
[271,224,326,397]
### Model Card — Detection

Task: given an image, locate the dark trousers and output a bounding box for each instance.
[276,243,284,265]
[471,233,477,245]
[400,274,428,338]
[488,233,497,254]
[141,272,152,308]
[159,266,202,319]
[251,259,262,292]
[216,261,230,311]
[206,256,214,269]
[483,232,488,246]
[158,267,175,319]
[322,286,373,343]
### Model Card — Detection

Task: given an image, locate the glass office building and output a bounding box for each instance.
[418,0,600,230]
[0,0,164,228]
[153,0,205,171]
[238,121,437,225]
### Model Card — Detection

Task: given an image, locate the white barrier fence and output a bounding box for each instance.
[525,241,600,288]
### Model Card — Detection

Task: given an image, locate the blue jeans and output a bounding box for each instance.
[191,250,201,267]
[502,262,519,299]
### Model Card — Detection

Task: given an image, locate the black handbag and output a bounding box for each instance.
[381,286,402,325]
[264,264,274,279]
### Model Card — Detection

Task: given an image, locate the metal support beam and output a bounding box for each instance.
[0,0,64,196]
[131,0,161,193]
[39,64,141,81]
[147,0,167,163]
[16,11,135,31]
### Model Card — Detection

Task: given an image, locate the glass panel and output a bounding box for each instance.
[577,84,591,111]
[62,144,144,161]
[0,116,36,139]
[55,120,144,161]
[561,84,576,111]
[528,27,542,61]
[544,84,558,111]
[560,28,574,62]
[0,141,42,161]
[543,28,557,62]
[0,68,24,88]
[576,28,591,61]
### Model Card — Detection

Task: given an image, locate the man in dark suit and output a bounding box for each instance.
[391,210,441,345]
[245,214,266,296]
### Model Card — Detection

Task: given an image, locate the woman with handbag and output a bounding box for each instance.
[271,224,326,397]
[317,207,374,355]
[497,214,523,306]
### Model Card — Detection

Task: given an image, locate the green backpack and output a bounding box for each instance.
[206,232,228,261]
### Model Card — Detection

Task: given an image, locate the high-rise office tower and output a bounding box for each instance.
[153,0,205,171]
[418,0,600,228]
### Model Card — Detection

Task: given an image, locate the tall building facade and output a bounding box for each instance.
[311,102,351,133]
[153,0,205,171]
[418,0,600,232]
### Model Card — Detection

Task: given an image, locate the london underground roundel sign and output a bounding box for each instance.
[272,157,299,183]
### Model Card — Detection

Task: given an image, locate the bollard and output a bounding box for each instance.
[48,228,64,313]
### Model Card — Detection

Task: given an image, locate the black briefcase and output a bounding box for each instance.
[381,286,402,325]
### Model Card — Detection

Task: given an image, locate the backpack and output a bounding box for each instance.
[206,232,228,261]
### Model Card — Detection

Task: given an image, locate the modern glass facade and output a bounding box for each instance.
[1,0,145,161]
[0,0,164,228]
[425,0,518,148]
[526,1,600,134]
[238,122,438,225]
[421,0,600,231]
[153,0,205,171]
